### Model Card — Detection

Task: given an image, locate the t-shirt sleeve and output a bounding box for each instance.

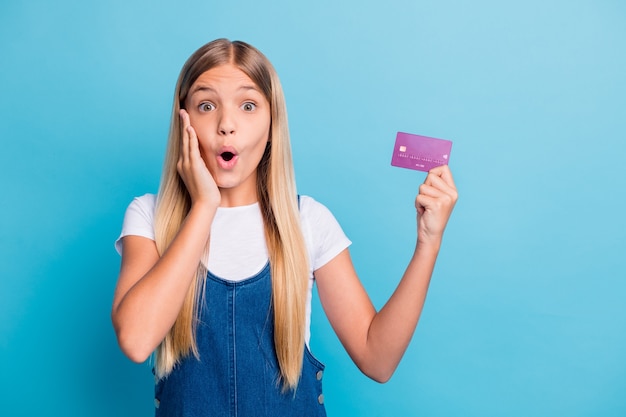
[114,194,157,255]
[300,195,352,272]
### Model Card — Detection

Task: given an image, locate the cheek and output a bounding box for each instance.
[197,142,215,169]
[191,134,214,168]
[258,113,271,141]
[187,113,213,137]
[192,125,216,152]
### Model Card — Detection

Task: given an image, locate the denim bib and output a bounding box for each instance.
[154,263,327,417]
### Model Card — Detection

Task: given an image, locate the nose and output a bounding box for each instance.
[218,108,236,136]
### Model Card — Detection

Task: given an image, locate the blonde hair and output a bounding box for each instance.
[153,39,309,390]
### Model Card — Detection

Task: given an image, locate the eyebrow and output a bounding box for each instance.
[188,84,261,97]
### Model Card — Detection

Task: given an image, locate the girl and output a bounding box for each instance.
[112,38,457,416]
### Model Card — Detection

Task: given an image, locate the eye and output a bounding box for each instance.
[241,102,257,112]
[199,102,215,112]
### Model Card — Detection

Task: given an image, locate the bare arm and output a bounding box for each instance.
[111,110,220,362]
[315,165,457,382]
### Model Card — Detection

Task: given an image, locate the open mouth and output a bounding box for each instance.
[221,151,235,161]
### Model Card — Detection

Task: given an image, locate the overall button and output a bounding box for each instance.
[318,394,324,404]
[316,370,323,380]
[154,398,160,409]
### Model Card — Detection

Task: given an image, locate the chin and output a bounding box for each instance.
[215,177,242,190]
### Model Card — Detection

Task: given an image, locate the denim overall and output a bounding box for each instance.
[154,263,327,417]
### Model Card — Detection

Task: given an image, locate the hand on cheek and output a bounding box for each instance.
[177,109,221,208]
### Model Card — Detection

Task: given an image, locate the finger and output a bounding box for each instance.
[420,182,458,208]
[416,192,456,219]
[418,179,458,211]
[425,171,458,202]
[424,173,456,198]
[179,109,191,140]
[425,166,453,188]
[180,108,190,129]
[415,194,437,212]
[419,183,446,199]
[428,165,456,189]
[179,110,190,164]
[186,125,202,161]
[180,110,203,163]
[415,195,426,215]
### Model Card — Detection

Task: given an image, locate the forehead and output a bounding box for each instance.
[189,64,259,93]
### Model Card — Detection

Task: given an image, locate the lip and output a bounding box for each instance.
[216,146,239,170]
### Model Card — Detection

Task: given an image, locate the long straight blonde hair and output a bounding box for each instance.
[152,39,310,390]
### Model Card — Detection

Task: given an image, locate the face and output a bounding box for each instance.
[184,63,271,204]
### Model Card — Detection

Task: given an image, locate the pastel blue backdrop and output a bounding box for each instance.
[1,1,625,416]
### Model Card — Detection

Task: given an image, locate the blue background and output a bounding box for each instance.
[1,1,625,416]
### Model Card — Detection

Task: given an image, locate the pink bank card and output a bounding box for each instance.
[391,132,453,172]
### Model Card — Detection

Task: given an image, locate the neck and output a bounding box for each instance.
[218,185,258,207]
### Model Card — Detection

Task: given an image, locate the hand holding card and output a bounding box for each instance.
[391,132,452,172]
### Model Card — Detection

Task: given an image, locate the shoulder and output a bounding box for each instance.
[115,193,157,254]
[123,193,157,226]
[299,195,335,221]
[298,195,352,270]
[129,193,157,214]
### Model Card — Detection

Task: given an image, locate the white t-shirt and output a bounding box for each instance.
[115,194,351,344]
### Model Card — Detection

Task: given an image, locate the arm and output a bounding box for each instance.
[315,165,457,382]
[111,110,220,362]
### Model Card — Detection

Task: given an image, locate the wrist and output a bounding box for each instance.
[190,197,220,213]
[186,202,217,229]
[415,237,442,256]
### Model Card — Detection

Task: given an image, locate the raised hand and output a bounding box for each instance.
[415,165,458,247]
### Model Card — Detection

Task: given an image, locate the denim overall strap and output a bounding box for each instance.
[154,263,327,417]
